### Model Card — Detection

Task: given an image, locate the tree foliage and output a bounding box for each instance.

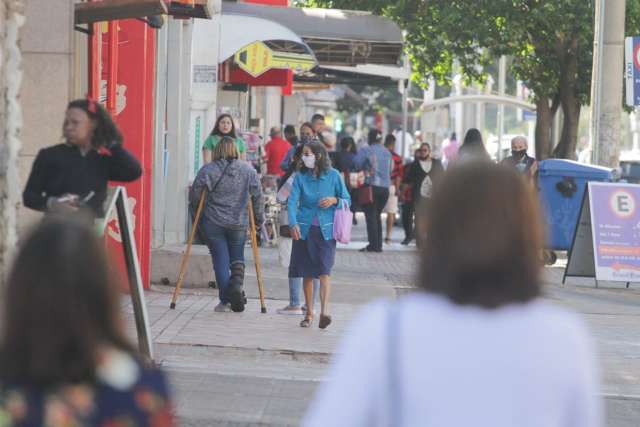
[300,0,640,159]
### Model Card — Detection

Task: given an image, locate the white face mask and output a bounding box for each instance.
[302,154,316,169]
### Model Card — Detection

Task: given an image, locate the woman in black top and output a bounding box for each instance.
[23,99,142,217]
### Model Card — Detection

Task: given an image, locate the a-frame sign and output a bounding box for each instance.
[565,182,640,288]
[99,186,153,359]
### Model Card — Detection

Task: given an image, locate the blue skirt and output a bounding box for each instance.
[289,226,337,278]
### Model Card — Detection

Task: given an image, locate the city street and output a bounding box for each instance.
[120,217,640,426]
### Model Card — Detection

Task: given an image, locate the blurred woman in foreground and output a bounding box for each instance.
[0,218,174,426]
[303,161,601,427]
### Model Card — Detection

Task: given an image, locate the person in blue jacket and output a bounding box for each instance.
[288,143,351,329]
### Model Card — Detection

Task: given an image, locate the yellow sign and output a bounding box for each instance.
[234,41,317,78]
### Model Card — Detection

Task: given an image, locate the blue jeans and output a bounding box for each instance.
[289,277,319,307]
[200,219,247,304]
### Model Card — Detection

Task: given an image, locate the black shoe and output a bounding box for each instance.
[401,238,412,245]
[359,246,382,253]
[227,263,246,312]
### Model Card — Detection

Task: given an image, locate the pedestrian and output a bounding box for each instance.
[0,217,175,426]
[442,132,459,167]
[401,142,444,245]
[354,129,393,253]
[280,122,318,173]
[333,137,359,224]
[284,124,298,146]
[400,149,419,245]
[263,126,291,177]
[190,137,264,313]
[501,135,538,183]
[288,143,351,329]
[202,114,246,163]
[457,128,490,162]
[303,161,602,427]
[383,134,403,244]
[22,98,142,218]
[276,143,320,316]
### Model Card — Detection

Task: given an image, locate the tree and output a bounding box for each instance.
[301,0,640,160]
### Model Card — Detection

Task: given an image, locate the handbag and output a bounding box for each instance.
[333,200,353,244]
[357,185,374,206]
[278,206,291,238]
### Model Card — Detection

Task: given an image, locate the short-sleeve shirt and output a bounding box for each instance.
[203,134,246,154]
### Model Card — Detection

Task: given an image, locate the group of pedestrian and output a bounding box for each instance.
[15,97,601,426]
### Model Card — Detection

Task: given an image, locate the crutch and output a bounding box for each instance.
[248,198,267,313]
[169,190,206,309]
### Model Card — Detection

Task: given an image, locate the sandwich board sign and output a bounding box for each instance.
[99,186,153,360]
[565,182,640,287]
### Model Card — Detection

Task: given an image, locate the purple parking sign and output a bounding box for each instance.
[589,182,640,282]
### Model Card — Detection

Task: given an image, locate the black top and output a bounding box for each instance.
[403,158,444,199]
[23,143,142,217]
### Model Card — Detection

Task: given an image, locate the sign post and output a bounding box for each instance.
[565,182,640,287]
[625,36,640,107]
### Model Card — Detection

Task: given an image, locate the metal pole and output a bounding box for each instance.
[591,0,626,167]
[590,0,605,165]
[497,55,507,161]
[401,79,408,158]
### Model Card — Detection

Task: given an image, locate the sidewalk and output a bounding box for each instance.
[121,219,640,426]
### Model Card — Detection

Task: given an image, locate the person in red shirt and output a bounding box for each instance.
[264,126,291,177]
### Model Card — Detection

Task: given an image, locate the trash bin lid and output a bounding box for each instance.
[538,159,613,179]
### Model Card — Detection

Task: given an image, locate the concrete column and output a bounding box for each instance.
[0,0,25,284]
[591,0,626,167]
[152,24,168,248]
[161,19,191,245]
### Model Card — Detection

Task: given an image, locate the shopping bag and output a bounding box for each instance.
[333,200,353,244]
[357,185,373,206]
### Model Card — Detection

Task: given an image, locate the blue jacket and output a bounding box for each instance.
[288,167,351,240]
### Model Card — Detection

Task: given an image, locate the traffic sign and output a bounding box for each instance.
[234,41,317,78]
[625,36,640,107]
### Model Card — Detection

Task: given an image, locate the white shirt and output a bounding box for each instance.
[303,293,602,427]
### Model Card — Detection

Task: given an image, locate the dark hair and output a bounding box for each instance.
[211,114,237,138]
[417,162,543,308]
[459,128,489,159]
[368,129,382,145]
[384,134,396,147]
[311,114,325,123]
[340,136,356,153]
[0,218,136,386]
[300,122,315,135]
[66,99,123,148]
[301,142,331,176]
[284,125,296,136]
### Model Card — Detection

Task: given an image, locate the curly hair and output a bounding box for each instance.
[66,99,123,149]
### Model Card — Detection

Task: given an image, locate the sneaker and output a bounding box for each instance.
[276,305,304,315]
[401,238,412,246]
[214,302,232,313]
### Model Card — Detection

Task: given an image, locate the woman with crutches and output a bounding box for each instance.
[288,143,351,329]
[189,137,264,313]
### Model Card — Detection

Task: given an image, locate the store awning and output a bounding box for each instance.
[219,14,314,62]
[221,2,404,66]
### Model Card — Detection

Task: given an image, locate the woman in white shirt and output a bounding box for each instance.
[303,161,602,427]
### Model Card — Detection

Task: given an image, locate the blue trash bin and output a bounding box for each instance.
[538,159,614,251]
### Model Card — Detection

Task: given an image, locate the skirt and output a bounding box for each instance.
[289,226,337,278]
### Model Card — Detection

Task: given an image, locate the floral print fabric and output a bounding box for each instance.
[0,350,174,427]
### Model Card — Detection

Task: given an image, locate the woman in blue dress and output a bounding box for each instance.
[288,143,351,329]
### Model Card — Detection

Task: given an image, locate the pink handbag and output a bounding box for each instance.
[333,200,353,244]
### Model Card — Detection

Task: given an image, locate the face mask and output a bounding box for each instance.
[512,149,526,159]
[302,154,316,169]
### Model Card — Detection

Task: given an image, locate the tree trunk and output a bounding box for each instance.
[0,0,25,287]
[552,35,580,160]
[534,97,554,160]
